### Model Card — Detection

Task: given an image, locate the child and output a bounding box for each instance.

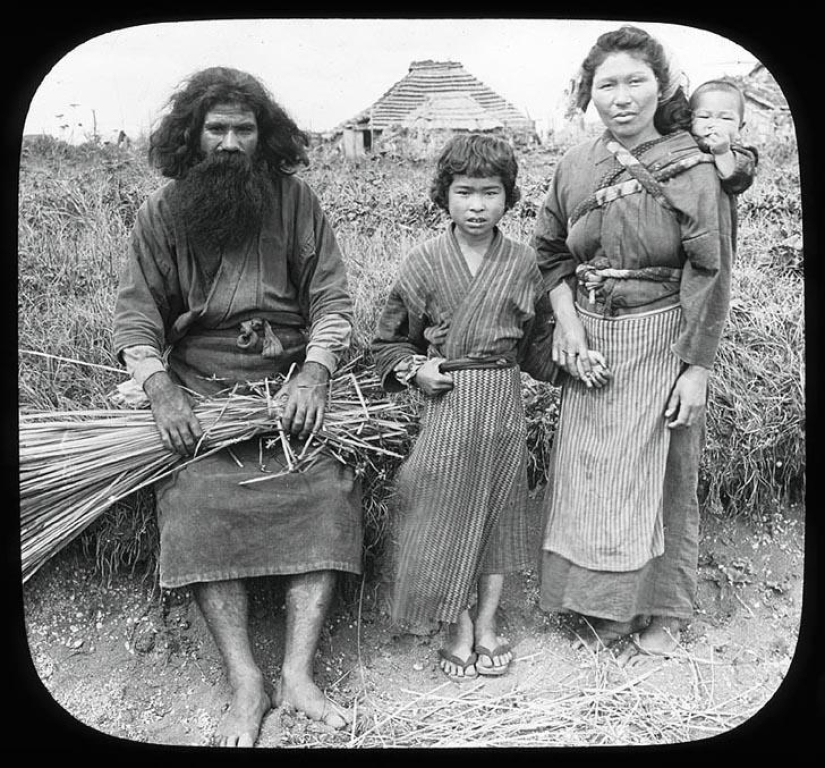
[689,79,759,244]
[371,134,610,681]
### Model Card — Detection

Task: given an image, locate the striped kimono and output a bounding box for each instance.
[372,224,544,627]
[532,131,733,623]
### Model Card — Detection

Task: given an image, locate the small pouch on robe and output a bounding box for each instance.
[236,318,287,358]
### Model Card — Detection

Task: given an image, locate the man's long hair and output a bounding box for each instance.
[148,66,309,179]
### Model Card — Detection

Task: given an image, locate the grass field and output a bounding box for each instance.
[17,132,805,580]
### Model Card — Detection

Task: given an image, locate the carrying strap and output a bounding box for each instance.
[604,139,677,214]
[568,137,716,229]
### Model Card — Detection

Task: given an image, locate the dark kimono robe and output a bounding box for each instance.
[113,173,362,588]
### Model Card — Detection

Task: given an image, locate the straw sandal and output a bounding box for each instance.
[474,643,512,676]
[438,649,478,681]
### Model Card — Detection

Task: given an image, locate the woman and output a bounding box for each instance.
[532,26,733,660]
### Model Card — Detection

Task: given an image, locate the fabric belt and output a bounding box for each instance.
[438,356,516,373]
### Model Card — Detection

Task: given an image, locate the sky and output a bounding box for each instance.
[21,18,761,143]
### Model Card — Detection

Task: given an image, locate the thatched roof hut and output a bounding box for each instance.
[339,60,536,157]
[731,63,794,142]
[405,93,506,132]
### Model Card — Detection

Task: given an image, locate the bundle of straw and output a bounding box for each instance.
[20,364,417,583]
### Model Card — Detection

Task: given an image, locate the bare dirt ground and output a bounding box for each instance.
[19,495,811,750]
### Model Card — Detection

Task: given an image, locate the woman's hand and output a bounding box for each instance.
[281,361,330,440]
[665,365,708,429]
[414,358,454,396]
[549,282,593,383]
[552,315,594,382]
[144,371,204,455]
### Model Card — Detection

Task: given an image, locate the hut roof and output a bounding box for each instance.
[406,92,505,131]
[734,63,790,113]
[344,60,534,133]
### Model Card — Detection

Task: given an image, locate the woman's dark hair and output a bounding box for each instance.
[579,25,692,135]
[148,66,309,179]
[429,133,521,211]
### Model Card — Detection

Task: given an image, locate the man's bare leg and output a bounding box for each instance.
[274,569,348,728]
[473,574,513,673]
[193,579,271,747]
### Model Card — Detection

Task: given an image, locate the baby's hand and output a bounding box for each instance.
[702,131,732,156]
[579,350,613,389]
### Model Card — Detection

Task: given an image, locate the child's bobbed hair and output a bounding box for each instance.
[430,133,521,211]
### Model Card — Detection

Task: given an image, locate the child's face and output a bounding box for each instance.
[447,174,507,241]
[691,90,743,143]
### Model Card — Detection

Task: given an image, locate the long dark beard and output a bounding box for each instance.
[174,152,273,251]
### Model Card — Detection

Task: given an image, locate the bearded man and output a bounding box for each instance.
[113,67,361,746]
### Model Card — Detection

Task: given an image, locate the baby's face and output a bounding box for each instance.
[691,90,743,143]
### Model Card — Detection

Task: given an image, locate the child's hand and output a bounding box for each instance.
[415,358,454,396]
[580,350,613,389]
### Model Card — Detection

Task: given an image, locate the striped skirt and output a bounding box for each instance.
[390,367,531,628]
[543,304,683,571]
[540,303,704,622]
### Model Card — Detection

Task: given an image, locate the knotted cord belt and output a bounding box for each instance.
[575,259,683,305]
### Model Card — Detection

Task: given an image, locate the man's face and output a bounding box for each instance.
[177,101,268,249]
[199,102,259,157]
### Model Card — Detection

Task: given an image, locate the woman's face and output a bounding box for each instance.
[590,52,661,147]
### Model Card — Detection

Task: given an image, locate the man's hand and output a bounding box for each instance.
[665,365,708,429]
[281,361,330,440]
[414,358,454,396]
[144,371,203,455]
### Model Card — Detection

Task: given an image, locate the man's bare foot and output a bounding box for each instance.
[572,616,645,652]
[214,676,272,747]
[274,674,350,729]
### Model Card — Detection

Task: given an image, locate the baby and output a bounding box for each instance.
[689,79,758,197]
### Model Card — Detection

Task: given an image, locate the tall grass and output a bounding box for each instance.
[17,133,805,580]
[702,138,805,513]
